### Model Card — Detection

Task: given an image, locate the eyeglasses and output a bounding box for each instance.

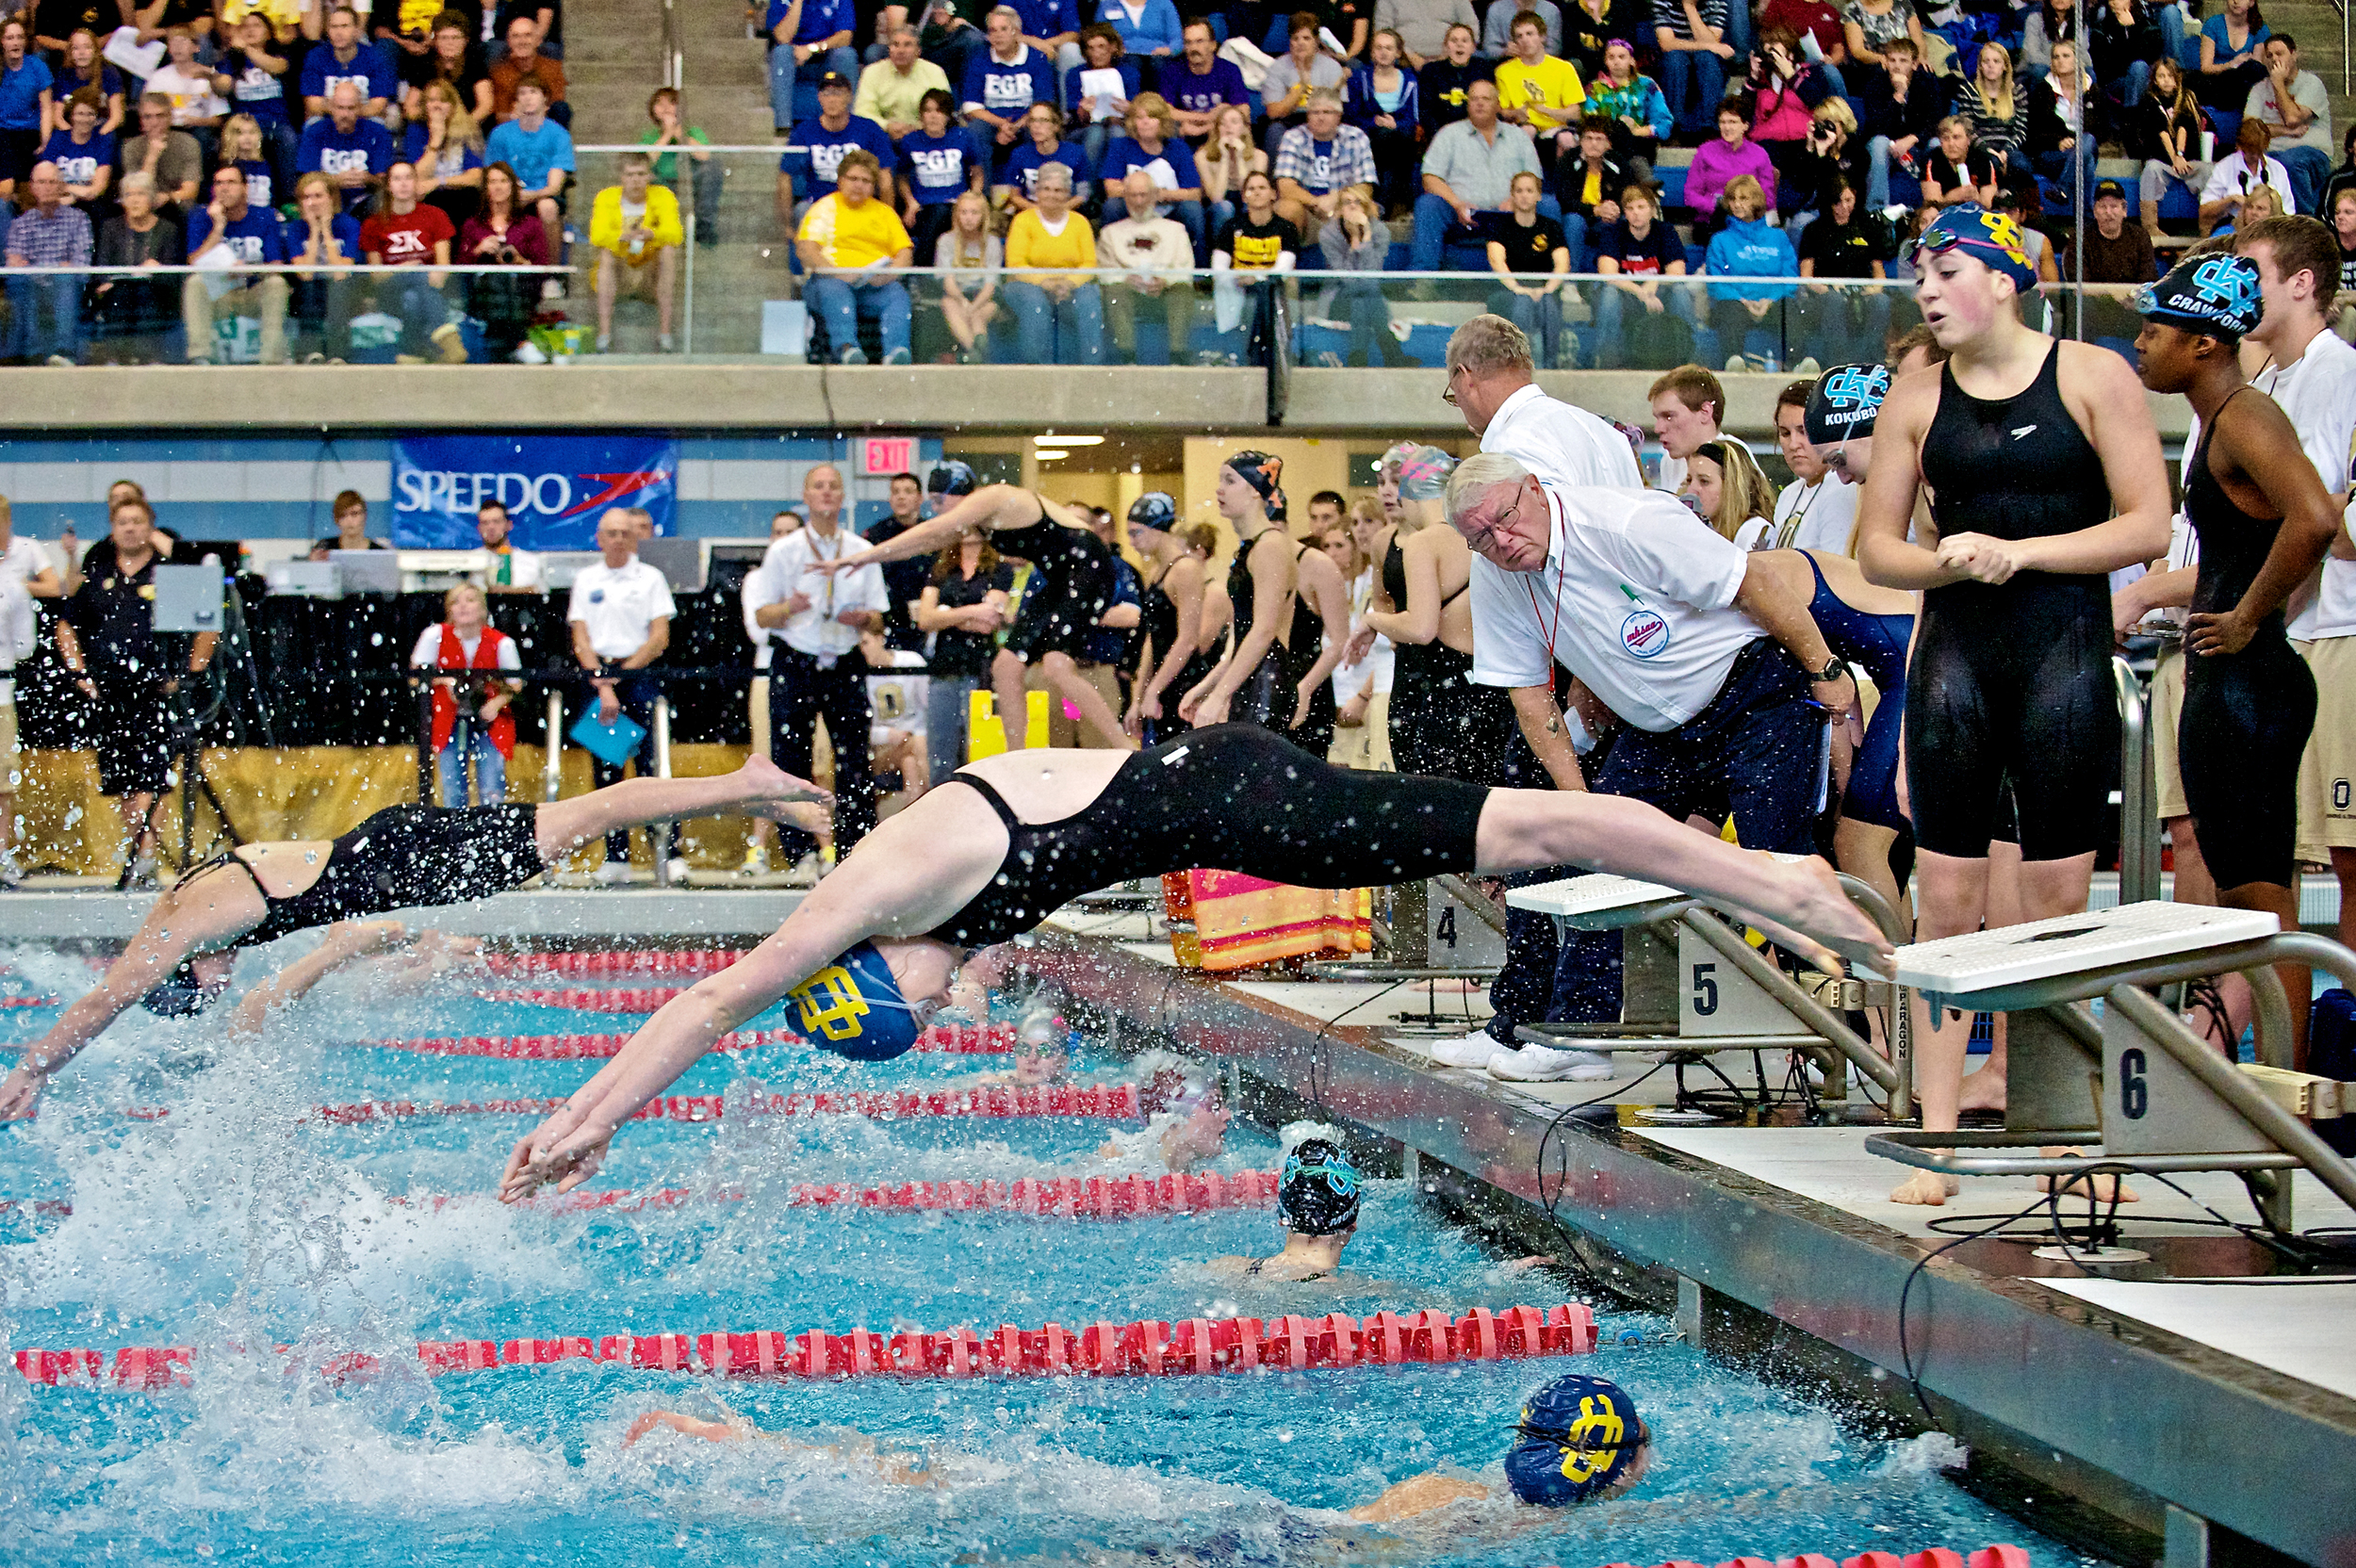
[1457,483,1529,554]
[1440,363,1466,406]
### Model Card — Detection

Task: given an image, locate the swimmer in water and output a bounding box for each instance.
[1206,1136,1362,1282]
[1100,1072,1231,1171]
[0,758,830,1120]
[499,723,1890,1201]
[625,1370,1652,1532]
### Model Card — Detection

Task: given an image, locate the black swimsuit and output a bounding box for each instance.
[1137,566,1219,746]
[924,725,1491,948]
[1224,531,1290,726]
[187,803,545,949]
[2177,389,2317,890]
[1280,542,1338,755]
[996,499,1116,665]
[1379,537,1528,786]
[1910,343,2119,861]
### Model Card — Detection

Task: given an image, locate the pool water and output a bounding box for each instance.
[0,944,2113,1567]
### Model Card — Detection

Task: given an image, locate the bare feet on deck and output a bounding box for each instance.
[1890,1170,1962,1206]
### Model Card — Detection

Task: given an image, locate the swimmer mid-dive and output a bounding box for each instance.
[624,1369,1652,1528]
[499,723,1890,1200]
[0,758,831,1120]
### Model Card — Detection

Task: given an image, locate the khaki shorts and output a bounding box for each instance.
[2293,637,2356,858]
[748,678,771,759]
[0,700,16,791]
[2150,646,2188,821]
[1327,691,1395,770]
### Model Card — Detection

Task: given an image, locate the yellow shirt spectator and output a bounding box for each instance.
[1005,205,1097,286]
[795,189,915,269]
[1495,55,1586,133]
[589,181,685,264]
[219,0,307,27]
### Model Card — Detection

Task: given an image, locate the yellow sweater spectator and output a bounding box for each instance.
[1495,55,1586,133]
[1005,206,1097,286]
[796,189,914,269]
[589,182,684,263]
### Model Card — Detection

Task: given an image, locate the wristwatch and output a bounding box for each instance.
[1808,655,1849,685]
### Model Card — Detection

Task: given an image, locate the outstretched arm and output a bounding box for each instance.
[224,920,410,1037]
[826,485,1062,573]
[0,870,268,1120]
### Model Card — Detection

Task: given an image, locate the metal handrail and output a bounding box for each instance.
[2113,656,2162,906]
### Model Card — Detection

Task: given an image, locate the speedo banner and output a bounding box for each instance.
[391,434,679,548]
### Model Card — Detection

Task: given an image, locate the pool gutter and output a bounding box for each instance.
[1025,932,2356,1568]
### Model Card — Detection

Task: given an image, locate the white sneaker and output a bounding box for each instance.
[1429,1032,1506,1068]
[783,852,822,887]
[1488,1043,1615,1082]
[512,341,549,365]
[594,859,634,885]
[664,857,692,884]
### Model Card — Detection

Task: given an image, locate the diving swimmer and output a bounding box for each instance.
[499,722,1890,1200]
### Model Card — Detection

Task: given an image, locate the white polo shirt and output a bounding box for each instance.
[566,556,677,661]
[1478,382,1645,491]
[749,524,889,662]
[1467,480,1764,733]
[1772,474,1860,554]
[0,535,43,702]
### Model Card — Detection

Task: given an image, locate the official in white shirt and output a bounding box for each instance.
[746,465,889,872]
[477,501,545,594]
[1441,452,1858,1081]
[1770,384,1860,553]
[567,508,682,879]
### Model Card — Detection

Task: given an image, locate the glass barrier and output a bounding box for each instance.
[1,139,2156,371]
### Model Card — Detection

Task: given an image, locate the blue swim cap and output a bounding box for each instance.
[1127,491,1178,531]
[1504,1374,1649,1507]
[1915,204,2039,292]
[1278,1138,1361,1235]
[1804,363,1891,446]
[2136,253,2265,340]
[786,939,928,1060]
[926,460,977,499]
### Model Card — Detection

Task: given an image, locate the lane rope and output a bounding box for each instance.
[1589,1549,2030,1568]
[16,1301,1599,1387]
[118,1083,1148,1124]
[347,1021,1019,1059]
[483,951,745,977]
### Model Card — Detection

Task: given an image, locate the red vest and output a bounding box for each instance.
[429,623,516,760]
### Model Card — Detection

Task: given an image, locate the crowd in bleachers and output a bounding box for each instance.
[765,0,2356,366]
[0,0,635,362]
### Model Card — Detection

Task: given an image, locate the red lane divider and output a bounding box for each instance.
[1590,1550,2028,1568]
[15,1302,1598,1389]
[0,995,57,1008]
[0,1200,73,1217]
[122,1082,1148,1124]
[483,951,745,978]
[10,1169,1282,1223]
[353,1021,1019,1060]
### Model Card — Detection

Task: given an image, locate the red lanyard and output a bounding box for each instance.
[1516,486,1571,678]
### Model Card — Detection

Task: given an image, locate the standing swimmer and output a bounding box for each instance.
[2133,254,2345,1067]
[1122,494,1219,744]
[1853,205,2172,1205]
[1181,450,1300,728]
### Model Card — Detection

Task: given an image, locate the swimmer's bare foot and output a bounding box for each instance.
[2037,1154,2139,1203]
[1890,1170,1961,1205]
[738,752,834,815]
[1955,1069,2008,1114]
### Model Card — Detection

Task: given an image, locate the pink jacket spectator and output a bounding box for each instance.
[1682,135,1776,215]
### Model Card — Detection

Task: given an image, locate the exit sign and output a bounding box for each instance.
[861,438,916,476]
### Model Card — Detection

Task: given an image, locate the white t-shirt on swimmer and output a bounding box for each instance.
[1466,479,1763,733]
[2183,328,2356,642]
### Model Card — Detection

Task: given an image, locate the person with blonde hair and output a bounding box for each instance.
[1197,101,1266,236]
[1101,90,1205,254]
[933,188,1001,363]
[408,78,487,226]
[1003,162,1104,364]
[411,581,522,808]
[1680,435,1776,547]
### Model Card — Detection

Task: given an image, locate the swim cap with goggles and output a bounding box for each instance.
[925,460,978,498]
[1394,446,1457,502]
[1224,450,1284,503]
[1127,491,1178,531]
[1803,362,1892,446]
[1503,1374,1651,1507]
[1277,1138,1361,1235]
[785,939,934,1061]
[2135,253,2265,340]
[1378,441,1421,482]
[1914,204,2039,293]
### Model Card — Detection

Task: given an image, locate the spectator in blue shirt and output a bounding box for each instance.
[1092,0,1183,57]
[1010,0,1086,73]
[182,162,292,365]
[211,13,298,194]
[1158,20,1251,144]
[767,0,860,134]
[0,17,56,205]
[1062,23,1141,164]
[298,81,397,215]
[1100,92,1203,252]
[303,7,397,121]
[1702,172,1797,371]
[963,5,1057,168]
[896,87,984,263]
[998,101,1096,209]
[778,69,896,223]
[483,75,573,237]
[39,90,114,211]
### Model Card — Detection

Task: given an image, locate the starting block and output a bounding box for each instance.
[1870,901,2356,1227]
[1503,874,1902,1113]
